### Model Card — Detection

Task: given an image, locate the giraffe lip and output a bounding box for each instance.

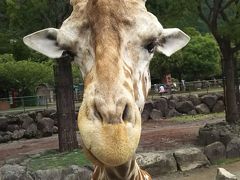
[81,141,104,166]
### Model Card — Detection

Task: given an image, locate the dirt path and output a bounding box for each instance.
[0,135,59,165]
[139,117,223,151]
[0,117,224,166]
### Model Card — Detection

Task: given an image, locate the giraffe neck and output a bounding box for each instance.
[91,156,151,180]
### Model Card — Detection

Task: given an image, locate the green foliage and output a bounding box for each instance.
[171,112,225,122]
[27,149,90,171]
[0,57,53,96]
[146,0,208,32]
[5,0,71,35]
[0,53,15,63]
[182,33,221,80]
[72,64,83,84]
[214,157,240,165]
[0,0,71,61]
[150,28,221,81]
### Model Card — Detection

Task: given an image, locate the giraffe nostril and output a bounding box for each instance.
[94,103,103,121]
[122,104,130,121]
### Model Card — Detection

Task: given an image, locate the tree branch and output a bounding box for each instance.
[197,0,211,27]
[205,0,214,20]
[220,0,236,12]
[220,10,230,22]
[233,43,240,53]
[211,0,222,28]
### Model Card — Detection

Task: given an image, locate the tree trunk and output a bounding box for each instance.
[221,42,240,124]
[234,56,240,112]
[54,56,78,152]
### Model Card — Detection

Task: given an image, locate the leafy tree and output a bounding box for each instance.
[192,0,240,124]
[150,28,221,82]
[148,0,240,124]
[0,59,53,96]
[0,0,72,61]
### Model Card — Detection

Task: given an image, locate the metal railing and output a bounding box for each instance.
[0,79,223,114]
[149,79,223,99]
[0,92,83,114]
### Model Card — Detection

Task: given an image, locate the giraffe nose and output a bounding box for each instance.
[93,98,132,124]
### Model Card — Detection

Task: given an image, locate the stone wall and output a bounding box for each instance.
[0,93,225,143]
[0,109,60,144]
[142,93,224,122]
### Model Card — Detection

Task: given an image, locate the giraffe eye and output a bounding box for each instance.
[145,41,157,53]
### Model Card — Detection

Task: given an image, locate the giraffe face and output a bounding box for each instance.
[23,0,189,167]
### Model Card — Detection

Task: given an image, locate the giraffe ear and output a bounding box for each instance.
[23,28,66,59]
[157,28,190,57]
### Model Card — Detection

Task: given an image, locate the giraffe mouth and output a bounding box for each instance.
[81,141,104,166]
[78,101,142,167]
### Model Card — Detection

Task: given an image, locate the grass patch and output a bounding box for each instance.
[214,157,240,165]
[170,112,225,122]
[27,149,90,171]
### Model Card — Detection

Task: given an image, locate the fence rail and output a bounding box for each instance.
[0,93,83,114]
[0,79,223,114]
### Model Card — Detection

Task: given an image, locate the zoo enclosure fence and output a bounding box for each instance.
[0,92,83,114]
[0,79,223,114]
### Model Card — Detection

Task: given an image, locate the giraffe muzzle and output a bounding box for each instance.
[78,99,141,166]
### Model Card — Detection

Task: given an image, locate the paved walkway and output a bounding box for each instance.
[154,161,240,180]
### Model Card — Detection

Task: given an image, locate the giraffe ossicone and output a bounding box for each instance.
[24,0,190,179]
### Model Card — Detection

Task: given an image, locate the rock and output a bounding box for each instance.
[166,109,182,118]
[188,94,201,106]
[0,134,11,143]
[32,166,92,180]
[67,165,92,180]
[5,157,27,165]
[226,137,240,158]
[198,127,220,146]
[212,100,225,113]
[5,115,20,124]
[216,168,237,180]
[7,124,20,132]
[28,111,37,120]
[169,95,179,102]
[53,126,58,134]
[0,116,8,131]
[18,114,34,130]
[49,112,57,121]
[12,129,25,140]
[188,110,197,115]
[204,142,226,163]
[176,101,194,114]
[33,168,64,180]
[178,95,188,102]
[136,152,177,176]
[174,147,210,171]
[24,124,38,138]
[36,112,43,122]
[42,109,57,118]
[196,104,210,114]
[141,101,154,122]
[219,129,235,146]
[216,93,224,101]
[153,98,169,117]
[150,109,163,121]
[0,164,33,180]
[0,135,3,143]
[168,100,178,109]
[6,131,13,136]
[201,94,218,109]
[37,118,54,137]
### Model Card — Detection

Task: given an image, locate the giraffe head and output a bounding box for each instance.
[23,0,189,167]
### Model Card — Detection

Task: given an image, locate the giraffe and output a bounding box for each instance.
[23,0,190,179]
